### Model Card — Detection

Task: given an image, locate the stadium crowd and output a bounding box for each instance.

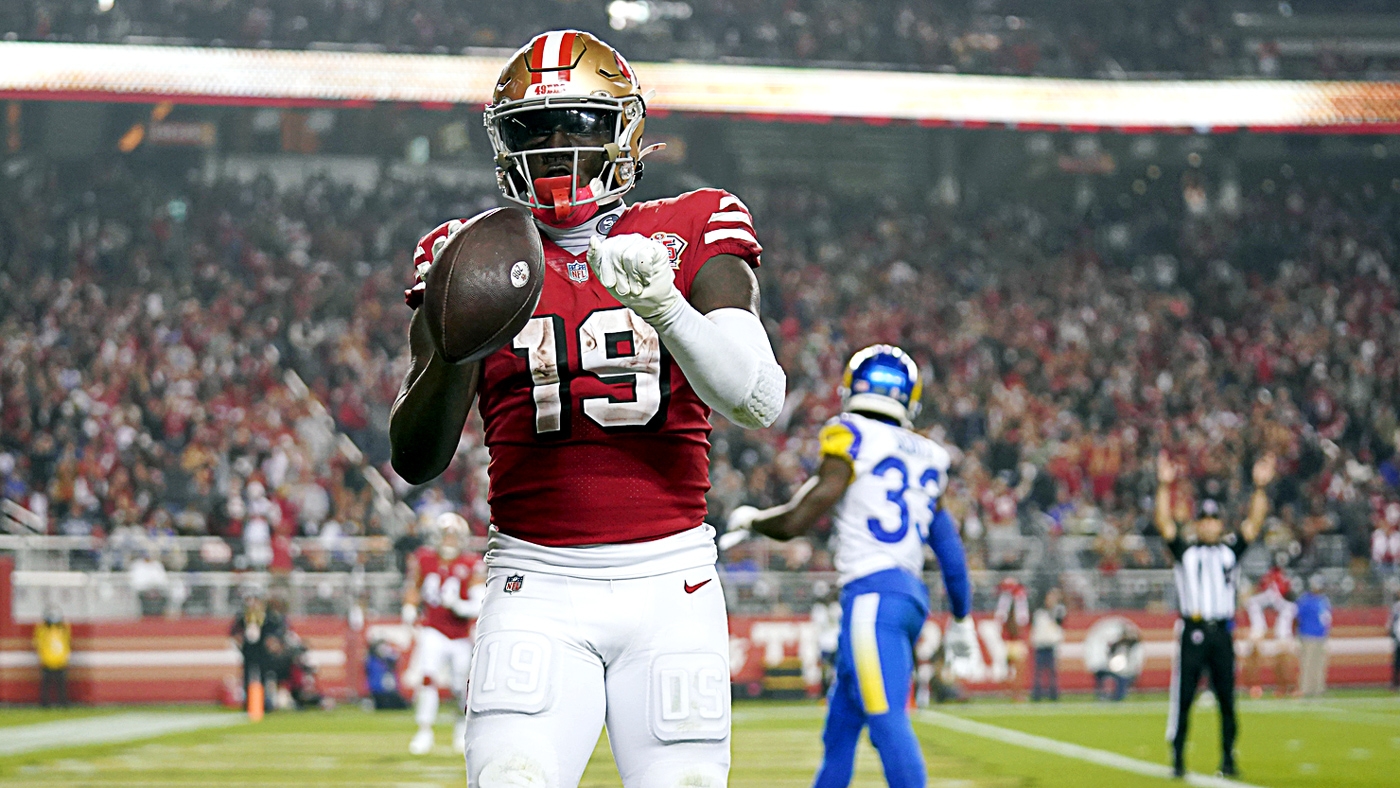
[4,0,1395,79]
[716,171,1400,590]
[0,162,420,573]
[4,142,1398,596]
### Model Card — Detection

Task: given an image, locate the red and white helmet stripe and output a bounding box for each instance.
[529,30,578,86]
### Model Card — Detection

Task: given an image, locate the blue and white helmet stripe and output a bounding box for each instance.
[840,345,922,425]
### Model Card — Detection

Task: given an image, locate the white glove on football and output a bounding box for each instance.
[944,617,977,660]
[587,234,682,321]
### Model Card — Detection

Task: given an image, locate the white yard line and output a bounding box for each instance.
[916,709,1268,788]
[0,712,243,756]
[939,696,1400,718]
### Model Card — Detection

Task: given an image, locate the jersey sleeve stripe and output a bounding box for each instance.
[703,227,759,246]
[718,194,749,212]
[706,211,753,227]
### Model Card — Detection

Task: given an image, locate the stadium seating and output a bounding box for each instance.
[2,145,1396,615]
[5,0,1400,78]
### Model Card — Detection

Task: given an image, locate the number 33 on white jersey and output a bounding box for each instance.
[821,412,952,586]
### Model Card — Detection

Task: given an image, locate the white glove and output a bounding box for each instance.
[717,506,760,551]
[587,234,682,321]
[401,603,418,626]
[728,505,759,534]
[944,617,976,659]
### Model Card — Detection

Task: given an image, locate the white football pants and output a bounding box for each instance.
[463,564,730,788]
[408,626,472,728]
[1247,593,1297,642]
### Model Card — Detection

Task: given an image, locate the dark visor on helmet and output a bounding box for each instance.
[499,108,616,152]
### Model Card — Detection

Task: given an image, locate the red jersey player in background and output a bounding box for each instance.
[389,31,785,788]
[402,512,484,754]
[1243,559,1297,698]
[994,577,1030,700]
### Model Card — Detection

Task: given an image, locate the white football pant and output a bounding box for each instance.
[409,625,473,728]
[1247,593,1297,642]
[464,565,730,788]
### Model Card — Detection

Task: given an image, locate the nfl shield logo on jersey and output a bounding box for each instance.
[567,260,589,283]
[650,232,688,269]
[503,574,524,594]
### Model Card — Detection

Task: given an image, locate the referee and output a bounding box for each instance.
[1155,451,1276,779]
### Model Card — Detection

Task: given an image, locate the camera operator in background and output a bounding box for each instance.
[366,638,410,710]
[231,589,285,713]
[1030,589,1066,702]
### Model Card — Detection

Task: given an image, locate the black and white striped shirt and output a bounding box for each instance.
[1168,534,1249,621]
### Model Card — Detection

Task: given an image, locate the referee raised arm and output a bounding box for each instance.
[1156,451,1276,780]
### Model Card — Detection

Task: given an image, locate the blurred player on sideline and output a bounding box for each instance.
[1243,559,1296,698]
[389,30,784,786]
[994,576,1030,701]
[727,345,972,788]
[402,513,484,754]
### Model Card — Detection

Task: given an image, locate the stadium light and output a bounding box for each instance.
[608,1,693,31]
[1,42,1398,133]
[608,1,650,30]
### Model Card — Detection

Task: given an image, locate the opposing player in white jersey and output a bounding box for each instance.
[402,513,485,754]
[727,345,973,788]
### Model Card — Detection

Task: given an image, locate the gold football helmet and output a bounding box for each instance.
[484,31,658,218]
[433,512,469,560]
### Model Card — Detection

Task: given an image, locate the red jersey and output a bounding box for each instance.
[994,578,1030,639]
[413,546,482,640]
[1256,566,1291,599]
[414,189,762,547]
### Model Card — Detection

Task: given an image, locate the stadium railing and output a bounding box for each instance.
[8,562,1380,622]
[0,534,398,573]
[10,567,405,621]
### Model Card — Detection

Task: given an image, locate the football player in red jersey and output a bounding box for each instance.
[402,513,485,755]
[389,30,785,788]
[1243,558,1297,698]
[994,576,1030,700]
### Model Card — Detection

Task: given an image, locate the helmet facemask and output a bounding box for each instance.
[486,94,647,225]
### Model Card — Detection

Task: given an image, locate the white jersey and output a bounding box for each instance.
[820,412,952,586]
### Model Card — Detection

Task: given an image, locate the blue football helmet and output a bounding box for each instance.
[840,345,923,426]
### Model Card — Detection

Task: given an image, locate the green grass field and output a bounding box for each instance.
[1,693,1397,787]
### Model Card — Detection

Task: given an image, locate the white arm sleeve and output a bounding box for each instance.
[649,302,786,429]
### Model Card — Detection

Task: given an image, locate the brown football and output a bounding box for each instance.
[422,207,545,365]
